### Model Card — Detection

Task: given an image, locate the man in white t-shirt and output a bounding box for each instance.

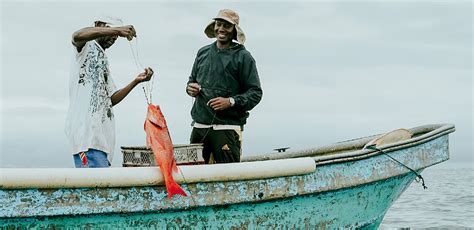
[65,19,153,168]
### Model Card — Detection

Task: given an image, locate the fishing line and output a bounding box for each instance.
[129,39,152,104]
[191,87,218,144]
[199,111,217,144]
[176,166,198,206]
[127,27,152,104]
[105,17,151,103]
[133,37,154,102]
[123,21,200,203]
[128,27,197,202]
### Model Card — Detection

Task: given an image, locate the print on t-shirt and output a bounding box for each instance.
[78,42,114,123]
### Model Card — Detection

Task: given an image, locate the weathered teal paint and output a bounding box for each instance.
[0,126,452,229]
[1,173,416,229]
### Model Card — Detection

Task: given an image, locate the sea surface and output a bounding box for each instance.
[380,164,474,229]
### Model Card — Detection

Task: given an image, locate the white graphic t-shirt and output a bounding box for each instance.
[65,41,117,162]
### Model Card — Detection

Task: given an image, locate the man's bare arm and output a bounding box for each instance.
[72,25,136,52]
[111,67,154,106]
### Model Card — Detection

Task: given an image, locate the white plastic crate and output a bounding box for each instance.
[121,144,204,167]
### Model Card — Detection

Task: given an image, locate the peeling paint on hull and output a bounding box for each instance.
[0,126,452,229]
[0,173,415,229]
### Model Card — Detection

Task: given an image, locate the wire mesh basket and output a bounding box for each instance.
[121,144,204,167]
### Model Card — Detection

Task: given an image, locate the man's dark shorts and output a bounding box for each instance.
[190,128,241,164]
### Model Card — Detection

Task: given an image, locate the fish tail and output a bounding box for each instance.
[165,179,187,198]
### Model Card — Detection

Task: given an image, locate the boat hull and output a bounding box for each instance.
[0,125,453,228]
[1,172,417,229]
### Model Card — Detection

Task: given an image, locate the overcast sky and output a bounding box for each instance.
[1,1,472,168]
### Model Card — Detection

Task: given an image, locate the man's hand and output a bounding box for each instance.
[186,83,201,97]
[135,67,154,84]
[111,67,153,106]
[115,25,137,41]
[208,97,232,111]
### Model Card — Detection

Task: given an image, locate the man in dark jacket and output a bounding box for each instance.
[186,9,263,164]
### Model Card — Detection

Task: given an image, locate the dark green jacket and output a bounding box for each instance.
[188,42,263,126]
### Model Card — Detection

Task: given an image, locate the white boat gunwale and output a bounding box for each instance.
[0,124,454,190]
[243,124,454,165]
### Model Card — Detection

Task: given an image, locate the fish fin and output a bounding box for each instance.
[147,103,168,128]
[148,117,166,128]
[144,127,152,147]
[166,180,188,198]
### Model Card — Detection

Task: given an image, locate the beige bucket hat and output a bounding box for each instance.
[204,9,246,44]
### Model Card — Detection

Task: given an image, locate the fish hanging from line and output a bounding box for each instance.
[144,104,187,198]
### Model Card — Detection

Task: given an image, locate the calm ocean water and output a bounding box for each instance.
[380,164,474,229]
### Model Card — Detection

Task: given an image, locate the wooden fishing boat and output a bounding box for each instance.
[0,124,455,229]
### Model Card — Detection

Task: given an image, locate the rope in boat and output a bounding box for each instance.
[365,144,428,189]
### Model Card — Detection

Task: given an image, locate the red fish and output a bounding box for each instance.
[144,104,187,198]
